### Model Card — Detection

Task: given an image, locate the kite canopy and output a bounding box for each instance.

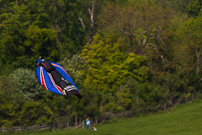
[36,61,82,99]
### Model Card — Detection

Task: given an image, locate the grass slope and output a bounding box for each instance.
[17,101,202,135]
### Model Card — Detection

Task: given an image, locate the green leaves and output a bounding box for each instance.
[9,68,43,101]
[82,33,149,93]
[1,0,202,127]
[136,82,165,106]
[188,0,202,17]
[0,0,87,75]
[123,53,149,81]
[24,25,58,60]
[117,89,132,110]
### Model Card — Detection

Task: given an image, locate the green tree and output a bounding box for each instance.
[81,33,149,93]
[116,88,132,110]
[98,2,173,54]
[153,0,190,13]
[9,68,43,101]
[158,74,182,106]
[0,0,87,75]
[0,76,22,127]
[0,75,54,127]
[81,33,149,117]
[19,101,54,126]
[41,0,87,57]
[97,2,185,78]
[0,1,59,74]
[135,82,165,112]
[24,25,59,60]
[188,0,202,17]
[176,16,202,99]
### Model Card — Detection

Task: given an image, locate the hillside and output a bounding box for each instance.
[15,100,202,135]
[1,0,202,128]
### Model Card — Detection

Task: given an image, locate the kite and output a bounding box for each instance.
[35,56,82,99]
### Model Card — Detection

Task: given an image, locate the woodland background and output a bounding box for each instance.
[1,0,202,128]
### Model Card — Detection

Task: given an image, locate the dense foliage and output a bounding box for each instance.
[0,0,202,128]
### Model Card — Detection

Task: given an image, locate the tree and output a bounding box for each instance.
[19,101,54,126]
[153,0,190,13]
[80,33,149,117]
[0,76,53,127]
[0,1,59,74]
[98,2,172,55]
[135,82,165,112]
[24,25,59,60]
[41,0,87,57]
[0,76,22,127]
[9,68,43,101]
[188,0,202,17]
[158,74,182,108]
[175,16,202,100]
[81,33,149,93]
[0,0,88,75]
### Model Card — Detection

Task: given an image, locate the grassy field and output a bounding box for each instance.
[7,101,202,135]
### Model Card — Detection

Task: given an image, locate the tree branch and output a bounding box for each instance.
[146,43,167,62]
[88,0,95,44]
[78,18,85,29]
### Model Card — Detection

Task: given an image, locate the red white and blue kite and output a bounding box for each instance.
[35,57,82,99]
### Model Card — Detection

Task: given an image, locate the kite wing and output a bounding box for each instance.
[50,62,79,90]
[36,62,80,97]
[36,66,63,95]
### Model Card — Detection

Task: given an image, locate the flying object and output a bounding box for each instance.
[35,56,82,99]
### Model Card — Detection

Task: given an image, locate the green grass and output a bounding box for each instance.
[8,101,202,135]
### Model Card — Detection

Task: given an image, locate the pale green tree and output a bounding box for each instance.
[9,68,43,101]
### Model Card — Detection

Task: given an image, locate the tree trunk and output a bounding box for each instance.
[82,120,85,128]
[88,0,95,44]
[196,49,200,75]
[52,120,55,131]
[67,118,69,128]
[169,98,173,105]
[164,103,167,111]
[95,116,98,124]
[191,92,194,101]
[60,122,63,130]
[75,114,77,127]
[10,127,13,134]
